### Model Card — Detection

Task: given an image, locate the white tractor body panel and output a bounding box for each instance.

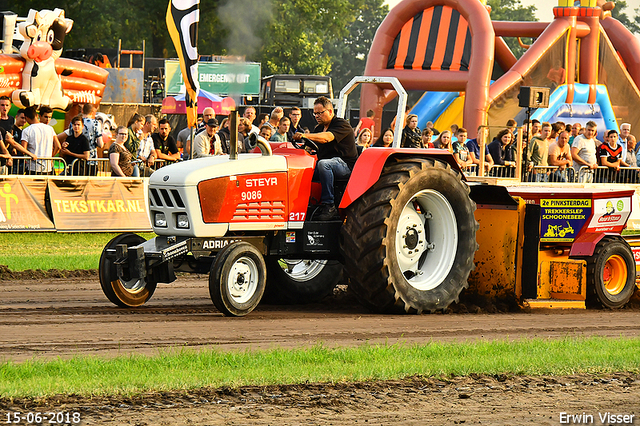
[148,154,289,237]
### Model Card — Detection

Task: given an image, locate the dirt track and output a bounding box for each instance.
[1,275,640,425]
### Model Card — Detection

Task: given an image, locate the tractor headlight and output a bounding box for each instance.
[177,213,189,229]
[154,212,167,227]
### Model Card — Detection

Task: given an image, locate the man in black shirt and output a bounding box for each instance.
[152,118,180,162]
[293,96,358,220]
[60,115,90,175]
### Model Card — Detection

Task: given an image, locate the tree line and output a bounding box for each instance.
[10,0,640,92]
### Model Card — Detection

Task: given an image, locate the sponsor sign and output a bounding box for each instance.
[587,197,631,233]
[48,179,151,232]
[540,198,591,242]
[632,247,640,263]
[0,178,55,231]
[165,60,261,96]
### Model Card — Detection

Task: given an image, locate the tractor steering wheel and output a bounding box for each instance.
[292,137,320,155]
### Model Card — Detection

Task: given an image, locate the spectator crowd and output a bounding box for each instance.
[0,95,637,185]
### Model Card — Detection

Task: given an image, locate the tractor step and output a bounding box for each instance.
[523,299,586,309]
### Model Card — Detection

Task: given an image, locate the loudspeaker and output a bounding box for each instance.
[518,86,550,109]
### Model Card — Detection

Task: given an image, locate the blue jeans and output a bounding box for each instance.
[313,157,352,204]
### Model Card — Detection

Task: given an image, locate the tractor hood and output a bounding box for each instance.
[150,154,289,187]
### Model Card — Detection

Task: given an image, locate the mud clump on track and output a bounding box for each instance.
[0,265,97,281]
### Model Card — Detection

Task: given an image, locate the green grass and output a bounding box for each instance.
[0,233,155,271]
[1,336,639,398]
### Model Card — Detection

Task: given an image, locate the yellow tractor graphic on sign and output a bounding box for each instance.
[543,221,575,238]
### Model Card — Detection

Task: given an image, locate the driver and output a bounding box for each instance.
[293,96,358,221]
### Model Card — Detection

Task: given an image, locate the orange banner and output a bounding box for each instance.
[47,178,152,232]
[0,178,55,231]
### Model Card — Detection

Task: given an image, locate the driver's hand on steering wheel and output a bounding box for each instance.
[292,132,304,141]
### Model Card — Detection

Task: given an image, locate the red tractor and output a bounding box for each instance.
[99,78,478,316]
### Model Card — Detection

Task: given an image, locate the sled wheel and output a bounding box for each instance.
[586,237,636,309]
[99,233,157,307]
[264,258,342,304]
[341,157,478,313]
[209,242,266,316]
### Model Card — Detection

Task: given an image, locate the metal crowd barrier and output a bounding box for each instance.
[4,157,68,176]
[528,166,576,183]
[2,156,176,177]
[68,158,112,176]
[576,166,640,184]
[488,164,517,178]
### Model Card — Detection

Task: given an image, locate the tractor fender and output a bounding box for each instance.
[570,233,624,257]
[339,148,463,209]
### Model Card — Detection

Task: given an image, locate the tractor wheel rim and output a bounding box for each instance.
[227,256,259,303]
[279,259,327,282]
[395,189,458,291]
[603,254,627,295]
[118,277,146,293]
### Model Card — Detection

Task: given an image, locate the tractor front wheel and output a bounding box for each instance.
[209,242,266,316]
[586,237,636,309]
[99,233,157,307]
[341,157,478,313]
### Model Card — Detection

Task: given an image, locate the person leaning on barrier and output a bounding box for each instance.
[184,107,215,159]
[569,122,581,146]
[21,106,61,175]
[625,134,637,168]
[152,118,180,163]
[400,114,423,148]
[136,115,158,175]
[421,128,434,148]
[453,127,473,172]
[571,120,599,182]
[243,106,260,136]
[0,96,14,133]
[237,117,254,153]
[433,130,453,152]
[599,129,628,183]
[4,109,34,174]
[372,128,394,147]
[59,115,90,176]
[192,118,219,158]
[0,132,12,175]
[258,124,273,142]
[125,113,144,155]
[466,126,494,173]
[547,131,573,182]
[270,117,290,143]
[109,126,138,177]
[488,128,516,168]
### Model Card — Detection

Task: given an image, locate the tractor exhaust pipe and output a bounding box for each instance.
[229,109,238,160]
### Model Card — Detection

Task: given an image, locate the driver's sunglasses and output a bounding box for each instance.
[313,110,328,117]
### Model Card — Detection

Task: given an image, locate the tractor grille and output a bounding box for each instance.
[149,188,185,208]
[232,201,286,221]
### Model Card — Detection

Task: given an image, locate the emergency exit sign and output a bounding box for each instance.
[165,60,260,96]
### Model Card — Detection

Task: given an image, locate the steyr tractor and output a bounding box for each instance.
[98,77,479,316]
[99,76,640,314]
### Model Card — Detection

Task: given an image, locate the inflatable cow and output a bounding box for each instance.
[12,8,73,111]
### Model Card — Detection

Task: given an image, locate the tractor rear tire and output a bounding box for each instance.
[209,242,266,316]
[265,258,342,304]
[586,237,635,309]
[341,157,478,313]
[99,233,157,307]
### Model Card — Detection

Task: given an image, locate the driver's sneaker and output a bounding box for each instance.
[316,203,338,221]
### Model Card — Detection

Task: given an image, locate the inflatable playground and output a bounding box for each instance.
[361,0,640,142]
